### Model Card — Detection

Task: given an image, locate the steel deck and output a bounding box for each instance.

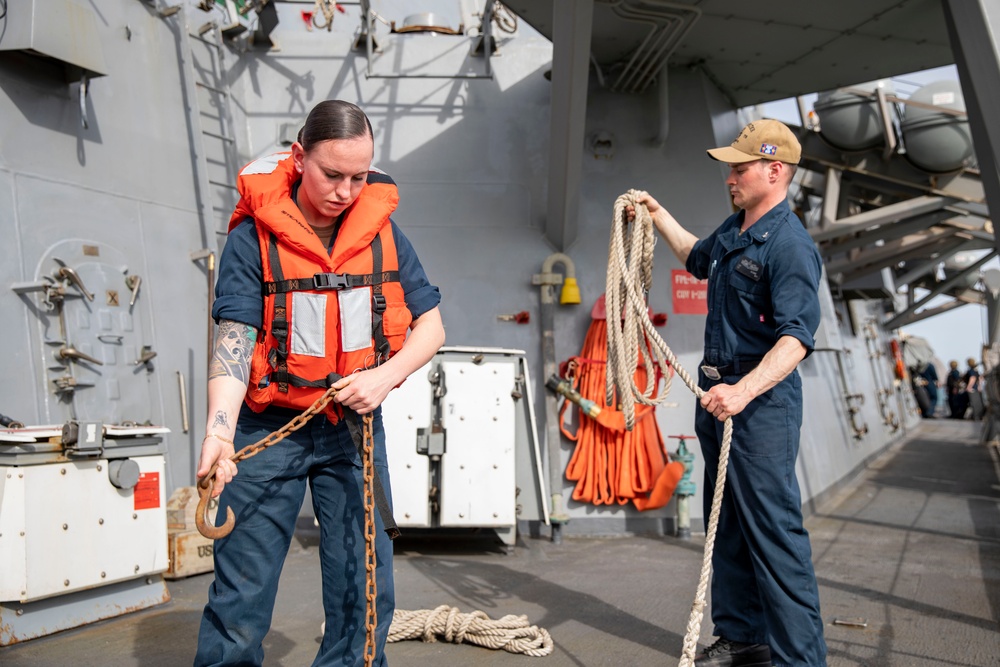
[4,420,998,667]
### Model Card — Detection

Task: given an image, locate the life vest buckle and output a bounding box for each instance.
[312,272,350,290]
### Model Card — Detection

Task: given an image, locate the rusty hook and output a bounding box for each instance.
[195,468,235,539]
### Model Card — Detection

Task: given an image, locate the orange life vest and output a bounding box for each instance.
[228,152,413,422]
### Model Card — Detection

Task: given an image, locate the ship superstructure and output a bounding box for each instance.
[1,0,998,648]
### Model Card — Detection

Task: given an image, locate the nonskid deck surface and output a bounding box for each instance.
[5,420,998,667]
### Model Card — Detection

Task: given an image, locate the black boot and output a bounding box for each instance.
[694,638,771,667]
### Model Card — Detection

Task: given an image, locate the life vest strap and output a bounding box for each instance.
[263,226,400,390]
[259,370,341,389]
[264,270,401,295]
[370,235,392,361]
[267,233,291,393]
[343,407,400,539]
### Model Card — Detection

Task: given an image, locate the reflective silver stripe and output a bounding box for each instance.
[339,287,372,352]
[291,292,326,357]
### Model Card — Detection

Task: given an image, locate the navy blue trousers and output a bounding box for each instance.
[194,406,394,667]
[695,369,827,667]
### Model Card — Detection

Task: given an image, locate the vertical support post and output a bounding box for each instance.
[545,0,594,250]
[539,286,566,542]
[821,167,841,228]
[360,0,374,78]
[481,0,494,79]
[875,87,898,161]
[534,253,578,543]
[942,1,1000,256]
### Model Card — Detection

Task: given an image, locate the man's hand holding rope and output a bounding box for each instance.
[701,383,753,422]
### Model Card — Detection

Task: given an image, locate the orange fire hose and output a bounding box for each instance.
[558,298,684,510]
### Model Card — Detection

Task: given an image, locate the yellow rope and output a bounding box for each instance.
[606,190,735,666]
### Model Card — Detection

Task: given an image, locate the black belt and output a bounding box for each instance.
[701,357,764,380]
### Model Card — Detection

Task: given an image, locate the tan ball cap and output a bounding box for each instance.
[707,119,801,165]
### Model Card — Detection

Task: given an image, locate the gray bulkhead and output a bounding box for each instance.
[0,0,918,536]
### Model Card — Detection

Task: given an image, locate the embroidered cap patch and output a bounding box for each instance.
[760,143,778,156]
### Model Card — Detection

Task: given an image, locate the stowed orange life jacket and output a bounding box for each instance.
[227,152,413,422]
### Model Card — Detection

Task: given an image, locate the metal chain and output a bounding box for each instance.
[362,412,378,667]
[197,387,337,539]
[232,387,338,463]
[196,388,382,664]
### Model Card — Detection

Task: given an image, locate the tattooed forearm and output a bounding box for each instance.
[209,319,258,385]
[211,410,230,429]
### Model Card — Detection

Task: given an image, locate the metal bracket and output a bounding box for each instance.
[79,75,89,130]
[417,366,448,458]
[62,420,104,455]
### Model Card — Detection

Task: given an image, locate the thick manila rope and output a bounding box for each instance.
[322,606,554,657]
[388,606,554,657]
[607,190,734,666]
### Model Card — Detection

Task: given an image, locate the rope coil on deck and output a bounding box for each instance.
[607,190,735,666]
[388,605,554,657]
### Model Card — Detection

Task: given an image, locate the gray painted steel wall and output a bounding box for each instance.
[0,0,918,534]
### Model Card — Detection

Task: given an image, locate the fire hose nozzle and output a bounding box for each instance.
[546,375,601,419]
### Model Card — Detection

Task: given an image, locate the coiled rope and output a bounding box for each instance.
[388,605,554,657]
[606,192,674,430]
[607,190,734,666]
[311,0,337,31]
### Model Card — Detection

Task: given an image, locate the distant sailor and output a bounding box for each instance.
[630,120,827,667]
[194,100,445,667]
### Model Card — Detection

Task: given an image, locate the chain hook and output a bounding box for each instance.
[194,387,339,540]
[195,468,236,539]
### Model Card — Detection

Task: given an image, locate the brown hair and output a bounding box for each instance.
[297,100,373,151]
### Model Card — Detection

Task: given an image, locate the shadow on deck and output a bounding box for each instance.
[5,420,998,666]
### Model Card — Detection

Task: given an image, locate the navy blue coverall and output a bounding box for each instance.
[686,199,828,667]
[195,214,440,667]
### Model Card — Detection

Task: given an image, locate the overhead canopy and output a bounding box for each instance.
[500,0,1000,337]
[501,0,954,106]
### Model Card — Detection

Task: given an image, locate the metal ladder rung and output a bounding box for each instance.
[201,130,235,144]
[189,33,222,50]
[196,81,229,96]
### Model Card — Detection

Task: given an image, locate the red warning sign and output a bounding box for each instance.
[671,270,708,315]
[134,472,161,510]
